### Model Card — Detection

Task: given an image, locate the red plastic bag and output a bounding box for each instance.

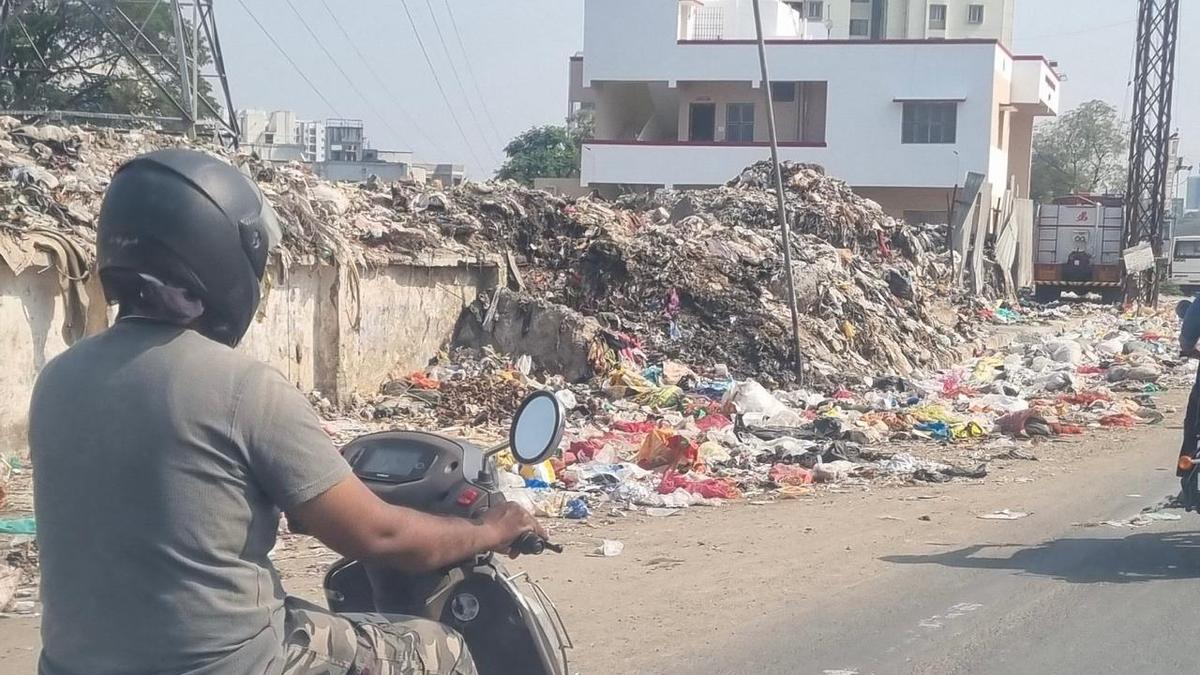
[636,429,698,471]
[1100,413,1138,428]
[658,470,740,499]
[612,420,657,434]
[768,464,814,486]
[695,413,732,432]
[407,371,440,390]
[1076,365,1105,375]
[1058,391,1111,406]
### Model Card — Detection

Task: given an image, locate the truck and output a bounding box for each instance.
[1034,194,1124,303]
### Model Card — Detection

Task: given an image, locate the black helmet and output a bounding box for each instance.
[97,149,281,346]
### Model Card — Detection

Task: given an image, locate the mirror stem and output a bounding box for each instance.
[483,441,510,458]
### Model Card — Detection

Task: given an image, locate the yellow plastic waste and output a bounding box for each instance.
[910,404,959,424]
[972,356,1005,382]
[841,320,857,340]
[608,368,683,407]
[951,421,985,439]
[519,460,557,484]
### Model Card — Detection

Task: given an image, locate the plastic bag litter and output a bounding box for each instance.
[1045,340,1083,364]
[591,540,624,557]
[813,460,857,483]
[659,470,741,500]
[977,509,1029,520]
[635,428,699,471]
[555,389,579,410]
[769,464,814,486]
[976,394,1029,414]
[724,380,789,419]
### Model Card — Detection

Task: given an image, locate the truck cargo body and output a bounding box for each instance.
[1034,196,1124,303]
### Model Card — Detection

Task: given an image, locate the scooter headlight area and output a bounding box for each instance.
[324,391,572,675]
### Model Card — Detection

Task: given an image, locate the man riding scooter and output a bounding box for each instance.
[1177,297,1200,503]
[29,149,545,675]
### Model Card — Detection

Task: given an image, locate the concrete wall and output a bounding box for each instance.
[853,186,956,222]
[0,257,502,456]
[340,262,501,398]
[0,267,107,457]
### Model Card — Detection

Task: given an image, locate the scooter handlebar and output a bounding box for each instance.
[511,531,563,556]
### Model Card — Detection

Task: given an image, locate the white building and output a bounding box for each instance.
[295,119,327,163]
[734,0,1016,43]
[236,109,305,162]
[573,0,1058,222]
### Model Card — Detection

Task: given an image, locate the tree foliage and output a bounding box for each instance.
[496,111,594,185]
[0,1,219,120]
[1031,99,1127,202]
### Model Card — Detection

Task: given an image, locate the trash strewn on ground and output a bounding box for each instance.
[321,297,1187,523]
[1,121,1191,530]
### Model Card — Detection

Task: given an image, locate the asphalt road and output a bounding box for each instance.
[679,423,1199,675]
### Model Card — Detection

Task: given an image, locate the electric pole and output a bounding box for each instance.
[1123,0,1181,306]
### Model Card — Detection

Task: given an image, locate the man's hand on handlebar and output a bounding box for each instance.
[482,502,547,557]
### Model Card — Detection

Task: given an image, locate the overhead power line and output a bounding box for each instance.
[441,0,506,150]
[397,0,485,170]
[318,0,447,158]
[422,0,496,161]
[233,0,342,117]
[282,0,415,150]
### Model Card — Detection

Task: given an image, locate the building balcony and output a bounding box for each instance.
[1011,56,1061,116]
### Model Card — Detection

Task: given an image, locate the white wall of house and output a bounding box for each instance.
[578,0,1058,213]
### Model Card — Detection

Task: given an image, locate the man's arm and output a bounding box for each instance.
[288,475,544,572]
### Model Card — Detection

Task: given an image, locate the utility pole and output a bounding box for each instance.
[751,0,805,383]
[170,0,194,138]
[1124,0,1180,307]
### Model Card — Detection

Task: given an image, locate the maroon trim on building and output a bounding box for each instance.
[678,37,1003,48]
[584,139,828,148]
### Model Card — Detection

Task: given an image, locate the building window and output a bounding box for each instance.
[968,4,985,24]
[902,101,957,144]
[928,4,947,30]
[726,103,755,142]
[771,82,797,102]
[805,1,824,20]
[997,109,1007,149]
[849,19,870,37]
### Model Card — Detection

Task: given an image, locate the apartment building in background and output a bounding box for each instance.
[237,109,304,162]
[236,111,465,186]
[571,0,1058,222]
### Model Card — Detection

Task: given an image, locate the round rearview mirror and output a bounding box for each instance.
[509,391,566,465]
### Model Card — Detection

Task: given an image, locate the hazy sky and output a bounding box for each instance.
[216,1,1199,183]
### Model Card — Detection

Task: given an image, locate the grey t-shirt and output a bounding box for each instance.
[29,320,352,675]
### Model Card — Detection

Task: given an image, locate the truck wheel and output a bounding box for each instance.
[1100,289,1123,304]
[1035,286,1061,303]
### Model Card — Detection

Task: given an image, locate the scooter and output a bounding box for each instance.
[322,391,573,675]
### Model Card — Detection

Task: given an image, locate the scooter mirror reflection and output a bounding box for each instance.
[510,391,565,465]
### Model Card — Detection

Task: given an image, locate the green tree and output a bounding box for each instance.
[0,1,219,120]
[497,110,594,185]
[1031,99,1127,202]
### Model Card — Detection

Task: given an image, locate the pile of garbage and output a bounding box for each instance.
[337,302,1185,520]
[500,162,972,385]
[2,120,978,383]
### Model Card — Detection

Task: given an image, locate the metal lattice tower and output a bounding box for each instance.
[1124,0,1180,305]
[0,0,239,143]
